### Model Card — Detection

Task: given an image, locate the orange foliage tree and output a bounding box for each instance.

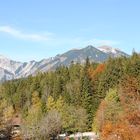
[101,122,135,140]
[88,64,105,80]
[99,75,140,140]
[118,75,140,140]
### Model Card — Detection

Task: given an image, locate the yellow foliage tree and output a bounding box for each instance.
[46,95,56,111]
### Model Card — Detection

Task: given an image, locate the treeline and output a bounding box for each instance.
[0,53,140,139]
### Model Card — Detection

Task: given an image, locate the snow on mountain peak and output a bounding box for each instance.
[0,46,128,82]
[0,55,23,75]
[98,46,120,54]
[0,54,9,60]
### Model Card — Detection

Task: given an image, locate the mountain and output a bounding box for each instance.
[0,55,22,73]
[98,45,128,57]
[0,55,23,82]
[0,45,129,82]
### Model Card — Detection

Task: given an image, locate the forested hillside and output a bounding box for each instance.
[0,53,140,140]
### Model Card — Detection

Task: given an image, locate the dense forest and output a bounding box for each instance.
[0,53,140,140]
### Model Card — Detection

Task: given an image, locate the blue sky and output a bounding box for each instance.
[0,0,140,61]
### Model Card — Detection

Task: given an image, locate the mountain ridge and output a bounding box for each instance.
[0,45,129,82]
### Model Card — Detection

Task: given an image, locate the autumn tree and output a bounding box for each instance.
[39,110,62,139]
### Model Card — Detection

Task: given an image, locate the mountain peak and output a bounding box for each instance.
[86,45,94,49]
[98,45,120,54]
[0,45,128,82]
[0,54,9,60]
[85,45,101,51]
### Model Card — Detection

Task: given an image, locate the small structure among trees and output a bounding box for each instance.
[10,114,22,139]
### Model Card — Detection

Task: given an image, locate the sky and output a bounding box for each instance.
[0,0,140,61]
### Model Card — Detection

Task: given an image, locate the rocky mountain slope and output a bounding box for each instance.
[0,45,128,82]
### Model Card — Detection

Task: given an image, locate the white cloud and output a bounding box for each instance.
[83,39,119,47]
[50,37,119,46]
[0,26,49,41]
[0,26,119,48]
[47,37,120,51]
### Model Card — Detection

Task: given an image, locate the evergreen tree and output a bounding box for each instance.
[80,58,93,130]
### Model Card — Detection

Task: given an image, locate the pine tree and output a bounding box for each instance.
[80,58,93,130]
